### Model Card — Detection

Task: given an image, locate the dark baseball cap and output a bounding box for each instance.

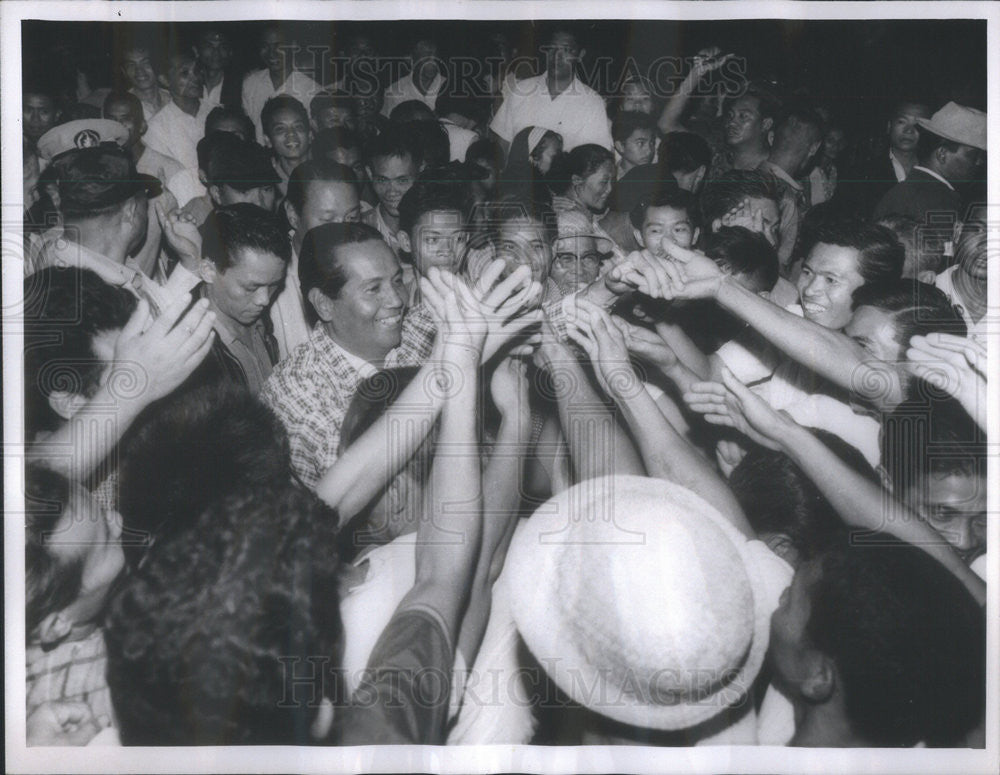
[199,132,280,191]
[55,146,163,215]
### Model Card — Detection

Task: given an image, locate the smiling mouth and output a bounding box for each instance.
[801,302,826,315]
[377,313,403,327]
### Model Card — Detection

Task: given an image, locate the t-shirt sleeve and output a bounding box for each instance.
[337,606,454,745]
[489,93,516,142]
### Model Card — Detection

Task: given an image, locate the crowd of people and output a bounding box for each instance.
[19,19,989,750]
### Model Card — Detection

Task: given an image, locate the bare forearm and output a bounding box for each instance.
[780,422,986,604]
[616,388,752,535]
[657,73,697,134]
[657,322,712,379]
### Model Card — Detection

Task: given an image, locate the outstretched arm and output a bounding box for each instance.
[684,368,987,604]
[657,48,735,134]
[663,242,905,409]
[568,300,752,535]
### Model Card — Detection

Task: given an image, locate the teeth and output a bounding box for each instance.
[379,314,402,325]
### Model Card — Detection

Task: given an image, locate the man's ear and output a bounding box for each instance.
[397,229,411,254]
[614,140,625,155]
[307,287,336,323]
[800,651,836,704]
[633,227,644,248]
[262,134,273,149]
[47,391,89,422]
[711,217,724,233]
[917,269,937,284]
[691,226,701,245]
[200,258,218,284]
[571,173,584,191]
[36,611,74,648]
[693,165,707,191]
[764,532,800,567]
[762,117,774,135]
[139,120,148,138]
[807,139,822,160]
[284,200,300,232]
[157,73,169,89]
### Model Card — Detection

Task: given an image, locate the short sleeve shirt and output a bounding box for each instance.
[490,74,613,152]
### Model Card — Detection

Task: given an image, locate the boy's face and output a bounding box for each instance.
[409,209,468,276]
[122,49,157,91]
[266,108,309,160]
[496,219,553,284]
[641,205,696,257]
[621,82,653,114]
[725,95,768,148]
[768,557,823,692]
[369,154,418,217]
[887,104,930,154]
[904,472,987,565]
[796,242,865,330]
[618,127,655,168]
[47,483,124,601]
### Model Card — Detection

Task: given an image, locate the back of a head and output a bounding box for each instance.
[851,279,968,347]
[807,533,985,746]
[658,131,712,175]
[107,483,341,745]
[702,226,778,292]
[24,267,137,437]
[311,126,362,162]
[772,107,824,151]
[286,158,358,216]
[205,105,255,140]
[807,215,904,286]
[699,170,778,226]
[388,99,437,125]
[877,213,948,278]
[118,385,292,569]
[200,203,291,271]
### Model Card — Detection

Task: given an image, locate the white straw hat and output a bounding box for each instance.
[504,475,772,731]
[916,102,987,151]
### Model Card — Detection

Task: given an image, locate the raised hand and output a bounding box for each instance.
[155,200,202,272]
[565,298,640,400]
[683,367,789,450]
[111,294,216,404]
[617,318,680,371]
[26,701,103,746]
[906,333,987,430]
[659,241,724,300]
[490,355,530,421]
[467,261,544,361]
[690,47,736,81]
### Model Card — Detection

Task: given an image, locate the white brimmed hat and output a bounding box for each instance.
[916,102,987,151]
[504,475,771,731]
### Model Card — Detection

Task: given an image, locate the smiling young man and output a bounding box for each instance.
[261,95,311,196]
[362,129,422,258]
[120,43,171,122]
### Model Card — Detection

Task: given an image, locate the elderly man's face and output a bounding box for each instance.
[551,235,603,295]
[168,57,204,100]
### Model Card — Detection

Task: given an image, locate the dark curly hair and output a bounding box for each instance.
[118,385,293,568]
[106,484,343,745]
[806,533,985,746]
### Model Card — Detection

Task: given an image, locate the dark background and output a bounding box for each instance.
[23,17,987,138]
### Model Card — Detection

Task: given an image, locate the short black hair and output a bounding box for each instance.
[309,91,356,122]
[880,395,986,491]
[699,170,779,226]
[261,94,309,137]
[771,106,824,150]
[24,268,137,437]
[25,464,84,635]
[285,159,358,217]
[876,214,948,276]
[311,127,363,162]
[851,279,967,352]
[101,90,143,121]
[364,125,421,169]
[806,216,904,287]
[658,131,711,175]
[465,137,503,169]
[117,385,293,569]
[483,193,558,246]
[106,483,342,745]
[201,203,291,271]
[611,110,655,144]
[546,144,614,197]
[388,99,437,125]
[397,178,469,236]
[702,226,778,292]
[729,429,873,562]
[205,105,255,139]
[629,187,697,232]
[299,221,385,324]
[806,534,985,746]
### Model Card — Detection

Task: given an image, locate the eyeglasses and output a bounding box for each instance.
[553,251,602,268]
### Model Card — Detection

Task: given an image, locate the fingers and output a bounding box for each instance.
[181,327,216,372]
[173,303,216,361]
[719,366,753,400]
[119,298,152,343]
[472,258,507,298]
[484,264,532,310]
[660,239,705,265]
[419,276,447,323]
[146,292,193,338]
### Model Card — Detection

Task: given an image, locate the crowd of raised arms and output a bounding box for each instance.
[20,21,988,749]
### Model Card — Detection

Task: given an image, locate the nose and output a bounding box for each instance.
[252,287,271,307]
[800,275,822,299]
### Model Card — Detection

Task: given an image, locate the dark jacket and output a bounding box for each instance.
[873,167,963,223]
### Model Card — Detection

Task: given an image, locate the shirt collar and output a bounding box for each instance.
[761,160,803,190]
[912,165,955,191]
[312,324,379,379]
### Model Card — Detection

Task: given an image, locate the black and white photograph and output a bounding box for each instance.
[3,1,997,773]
